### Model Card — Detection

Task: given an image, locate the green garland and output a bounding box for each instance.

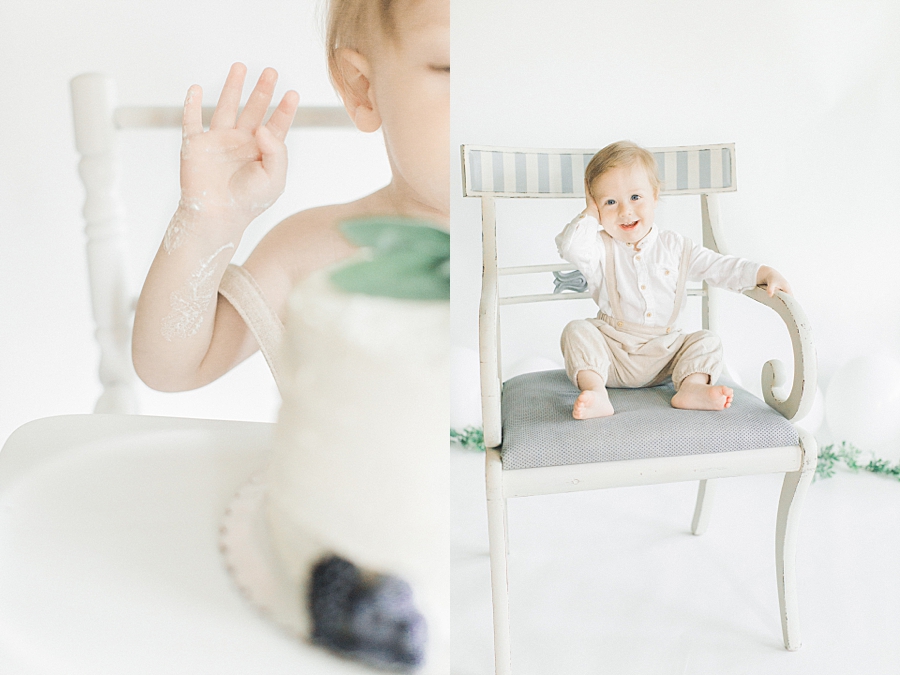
[450,426,486,452]
[816,441,900,482]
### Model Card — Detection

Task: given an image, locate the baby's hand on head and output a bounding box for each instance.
[757,265,792,297]
[178,63,299,238]
[583,196,601,222]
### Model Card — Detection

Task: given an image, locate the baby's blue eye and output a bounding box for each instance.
[605,199,615,206]
[631,194,640,201]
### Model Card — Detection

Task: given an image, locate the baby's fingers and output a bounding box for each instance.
[182,85,203,138]
[767,280,792,297]
[256,125,288,179]
[237,68,277,131]
[265,90,299,142]
[210,63,247,130]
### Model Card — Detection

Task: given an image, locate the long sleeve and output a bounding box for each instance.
[555,212,602,279]
[686,239,760,292]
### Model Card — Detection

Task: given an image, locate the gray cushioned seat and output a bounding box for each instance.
[500,370,799,471]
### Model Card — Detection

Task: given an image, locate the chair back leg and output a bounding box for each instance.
[486,447,512,674]
[691,478,717,535]
[70,74,137,414]
[775,428,817,650]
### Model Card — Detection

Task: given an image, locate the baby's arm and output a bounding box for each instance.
[555,196,603,273]
[132,64,299,391]
[685,238,791,296]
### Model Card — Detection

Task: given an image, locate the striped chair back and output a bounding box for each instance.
[462,143,736,198]
[462,141,736,326]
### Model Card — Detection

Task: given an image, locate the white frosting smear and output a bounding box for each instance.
[163,197,206,254]
[161,243,234,341]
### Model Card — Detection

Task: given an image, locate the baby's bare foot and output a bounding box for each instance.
[573,389,615,419]
[671,381,733,411]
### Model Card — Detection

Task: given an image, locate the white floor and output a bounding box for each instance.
[450,449,900,675]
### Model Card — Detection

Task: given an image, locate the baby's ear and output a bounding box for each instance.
[332,48,382,133]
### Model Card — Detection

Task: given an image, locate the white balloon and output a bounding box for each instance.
[506,355,563,380]
[451,347,482,429]
[825,352,900,450]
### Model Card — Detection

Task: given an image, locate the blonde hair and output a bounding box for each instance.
[584,141,661,203]
[326,0,404,86]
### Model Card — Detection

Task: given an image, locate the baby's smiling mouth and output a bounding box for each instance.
[620,220,639,230]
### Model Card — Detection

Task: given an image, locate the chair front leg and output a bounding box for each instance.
[486,447,512,674]
[776,428,817,651]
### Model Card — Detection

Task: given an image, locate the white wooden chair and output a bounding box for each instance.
[461,143,818,673]
[70,73,352,413]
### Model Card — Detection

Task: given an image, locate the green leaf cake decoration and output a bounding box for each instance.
[330,217,450,301]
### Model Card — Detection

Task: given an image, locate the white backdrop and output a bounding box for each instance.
[4,0,900,448]
[0,0,392,446]
[451,0,900,443]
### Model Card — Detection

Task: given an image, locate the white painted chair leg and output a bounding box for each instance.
[71,74,138,415]
[776,429,817,651]
[691,478,717,535]
[485,447,512,675]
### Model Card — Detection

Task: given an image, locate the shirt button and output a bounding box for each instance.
[646,312,652,317]
[617,321,623,327]
[666,327,672,334]
[665,270,670,275]
[635,255,642,261]
[641,285,647,290]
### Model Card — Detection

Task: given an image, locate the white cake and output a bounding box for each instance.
[223,260,449,675]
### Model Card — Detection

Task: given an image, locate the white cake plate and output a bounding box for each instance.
[218,472,307,636]
[0,414,375,675]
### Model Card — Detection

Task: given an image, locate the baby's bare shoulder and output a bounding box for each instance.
[240,202,365,319]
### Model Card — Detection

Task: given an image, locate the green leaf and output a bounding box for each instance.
[450,426,486,452]
[330,218,450,301]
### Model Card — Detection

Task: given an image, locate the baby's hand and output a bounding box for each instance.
[756,265,792,297]
[178,63,299,235]
[583,196,601,222]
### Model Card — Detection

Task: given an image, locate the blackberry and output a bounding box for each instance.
[308,554,428,671]
[308,555,361,652]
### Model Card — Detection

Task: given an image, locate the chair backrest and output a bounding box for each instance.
[70,73,353,414]
[461,142,738,447]
[462,143,736,199]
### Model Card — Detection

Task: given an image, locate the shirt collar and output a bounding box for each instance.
[621,224,658,253]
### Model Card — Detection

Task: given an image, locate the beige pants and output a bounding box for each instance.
[560,317,723,391]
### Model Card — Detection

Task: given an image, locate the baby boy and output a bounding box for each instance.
[556,141,791,419]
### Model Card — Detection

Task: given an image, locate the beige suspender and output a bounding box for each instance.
[669,237,693,326]
[600,231,626,320]
[218,264,286,392]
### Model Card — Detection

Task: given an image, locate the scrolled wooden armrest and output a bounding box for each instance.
[741,286,817,421]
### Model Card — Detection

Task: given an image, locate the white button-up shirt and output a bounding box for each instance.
[555,213,760,328]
